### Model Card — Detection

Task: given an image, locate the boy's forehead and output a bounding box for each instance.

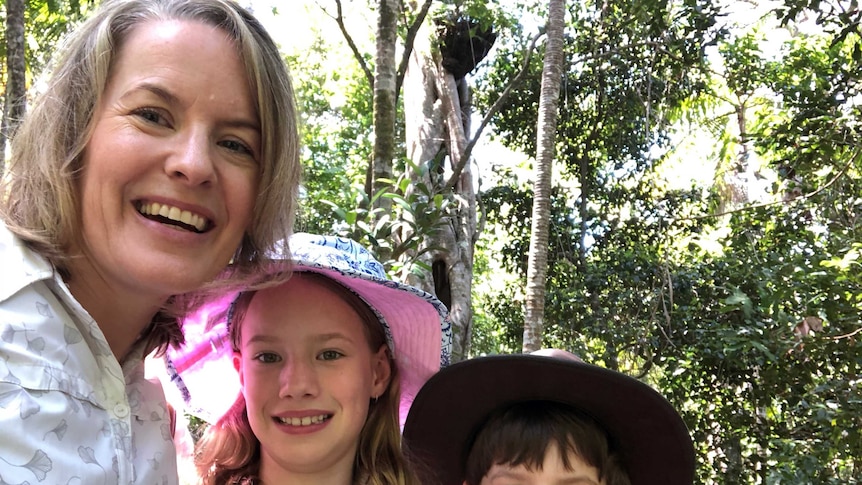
[484,441,603,485]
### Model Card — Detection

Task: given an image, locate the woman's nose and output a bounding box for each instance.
[165,131,216,186]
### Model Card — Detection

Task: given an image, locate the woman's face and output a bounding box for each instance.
[234,275,391,481]
[73,19,260,300]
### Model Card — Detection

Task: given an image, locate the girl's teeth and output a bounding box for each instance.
[278,415,328,426]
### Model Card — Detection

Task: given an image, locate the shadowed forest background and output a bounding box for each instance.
[2,0,860,482]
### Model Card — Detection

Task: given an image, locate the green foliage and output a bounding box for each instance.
[660,202,862,483]
[288,44,375,237]
[759,34,862,181]
[480,164,862,483]
[0,0,96,83]
[317,163,453,282]
[475,0,720,164]
[431,0,515,35]
[720,32,773,97]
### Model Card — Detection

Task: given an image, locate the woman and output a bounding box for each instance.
[0,1,300,483]
[168,234,452,484]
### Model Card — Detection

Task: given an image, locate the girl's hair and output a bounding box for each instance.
[194,394,260,485]
[463,401,632,485]
[195,273,421,485]
[0,0,301,352]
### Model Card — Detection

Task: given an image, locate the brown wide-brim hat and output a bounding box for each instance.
[402,354,695,485]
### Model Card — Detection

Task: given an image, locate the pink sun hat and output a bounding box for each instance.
[165,233,452,427]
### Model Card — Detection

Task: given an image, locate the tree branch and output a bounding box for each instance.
[327,0,374,88]
[445,31,544,191]
[827,326,862,340]
[673,147,860,222]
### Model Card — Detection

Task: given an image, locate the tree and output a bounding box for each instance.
[1,0,26,168]
[327,0,503,361]
[1,0,95,169]
[369,0,399,229]
[522,0,565,352]
[402,6,491,361]
[475,0,720,362]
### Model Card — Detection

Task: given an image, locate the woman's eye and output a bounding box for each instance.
[219,139,255,157]
[133,108,169,127]
[253,352,281,364]
[318,350,343,361]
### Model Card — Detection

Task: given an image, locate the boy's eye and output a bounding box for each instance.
[253,352,281,364]
[318,350,343,361]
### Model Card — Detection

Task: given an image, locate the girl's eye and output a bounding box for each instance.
[318,350,343,361]
[253,352,281,364]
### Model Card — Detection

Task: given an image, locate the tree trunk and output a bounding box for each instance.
[522,0,566,353]
[404,19,476,363]
[1,0,27,172]
[370,0,399,224]
[717,101,754,214]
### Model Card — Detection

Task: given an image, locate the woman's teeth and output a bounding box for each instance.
[138,202,208,232]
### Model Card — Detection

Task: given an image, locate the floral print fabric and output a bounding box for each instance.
[0,224,178,485]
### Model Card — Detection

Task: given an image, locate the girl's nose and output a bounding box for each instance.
[279,358,319,399]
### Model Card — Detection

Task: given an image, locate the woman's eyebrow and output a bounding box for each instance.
[120,82,261,131]
[121,82,181,106]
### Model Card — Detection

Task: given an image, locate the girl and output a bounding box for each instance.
[166,234,451,485]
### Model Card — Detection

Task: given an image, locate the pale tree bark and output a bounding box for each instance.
[522,0,566,352]
[403,20,477,362]
[1,0,27,172]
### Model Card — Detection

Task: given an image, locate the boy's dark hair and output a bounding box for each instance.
[464,401,632,485]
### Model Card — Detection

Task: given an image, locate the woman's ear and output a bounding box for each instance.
[370,344,392,397]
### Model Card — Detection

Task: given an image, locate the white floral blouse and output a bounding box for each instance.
[0,224,178,485]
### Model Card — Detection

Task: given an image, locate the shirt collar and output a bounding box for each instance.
[0,223,56,302]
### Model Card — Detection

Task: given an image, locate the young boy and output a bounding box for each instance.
[402,349,695,485]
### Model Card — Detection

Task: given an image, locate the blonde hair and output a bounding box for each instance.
[195,273,421,485]
[0,0,300,279]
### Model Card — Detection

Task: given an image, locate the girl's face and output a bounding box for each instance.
[73,19,260,303]
[234,275,391,481]
[477,442,606,485]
